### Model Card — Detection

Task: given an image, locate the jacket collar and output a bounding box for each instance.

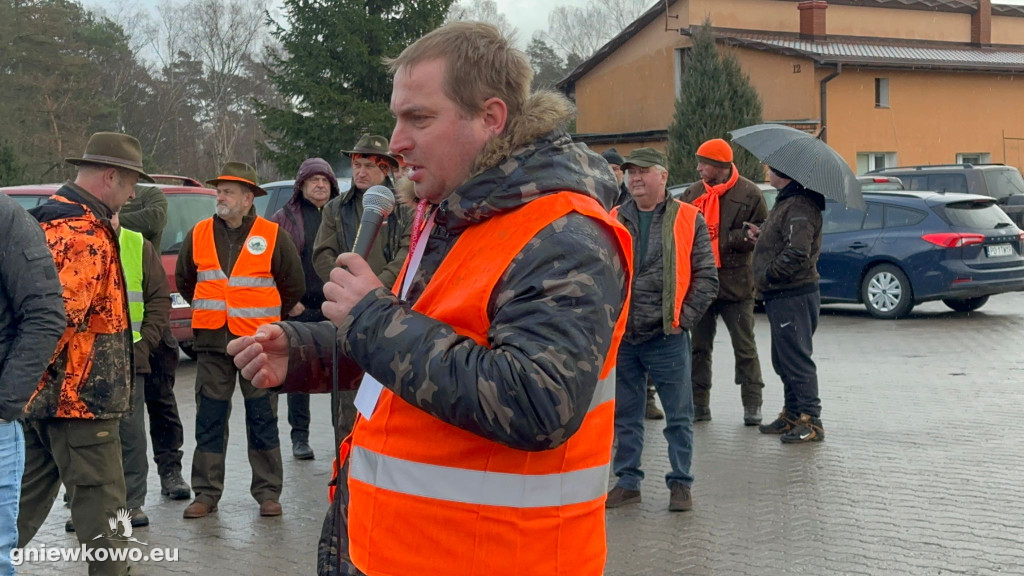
[61,181,113,220]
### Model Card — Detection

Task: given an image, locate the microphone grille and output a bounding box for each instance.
[363,185,396,218]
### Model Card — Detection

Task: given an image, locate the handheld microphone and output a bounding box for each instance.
[351,185,396,259]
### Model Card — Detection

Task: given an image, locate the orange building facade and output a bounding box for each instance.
[560,0,1024,175]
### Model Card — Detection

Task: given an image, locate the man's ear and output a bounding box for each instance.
[480,97,508,137]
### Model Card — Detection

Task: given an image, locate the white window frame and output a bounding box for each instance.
[857,152,898,174]
[875,78,890,108]
[956,153,991,165]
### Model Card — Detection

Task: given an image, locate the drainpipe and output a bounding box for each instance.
[819,63,841,142]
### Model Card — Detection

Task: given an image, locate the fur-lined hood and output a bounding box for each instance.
[398,90,619,234]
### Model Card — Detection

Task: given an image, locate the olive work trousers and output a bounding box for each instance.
[190,351,282,507]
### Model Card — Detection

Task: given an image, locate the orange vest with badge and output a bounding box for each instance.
[612,199,697,331]
[190,216,281,336]
[337,192,632,576]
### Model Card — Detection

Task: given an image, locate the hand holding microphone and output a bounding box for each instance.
[322,185,396,326]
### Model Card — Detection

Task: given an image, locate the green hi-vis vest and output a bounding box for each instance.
[119,227,145,343]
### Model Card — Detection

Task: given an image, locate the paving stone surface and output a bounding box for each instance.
[15,294,1024,575]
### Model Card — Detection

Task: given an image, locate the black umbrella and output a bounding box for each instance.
[729,124,865,211]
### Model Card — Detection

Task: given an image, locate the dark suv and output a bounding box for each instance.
[869,163,1024,227]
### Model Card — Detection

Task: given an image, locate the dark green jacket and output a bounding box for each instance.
[615,197,719,343]
[175,209,305,353]
[312,185,412,290]
[120,184,168,253]
[679,174,767,302]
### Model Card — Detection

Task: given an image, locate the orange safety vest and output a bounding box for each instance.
[190,216,281,336]
[342,192,632,576]
[612,199,697,331]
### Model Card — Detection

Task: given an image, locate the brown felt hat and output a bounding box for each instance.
[342,134,399,169]
[206,162,267,197]
[65,132,154,183]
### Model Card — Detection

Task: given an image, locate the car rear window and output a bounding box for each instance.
[939,200,1015,229]
[884,206,927,227]
[982,168,1024,202]
[164,193,217,253]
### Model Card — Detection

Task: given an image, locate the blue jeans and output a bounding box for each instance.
[0,420,24,576]
[613,331,695,490]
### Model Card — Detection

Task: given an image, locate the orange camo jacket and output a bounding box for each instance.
[26,194,133,419]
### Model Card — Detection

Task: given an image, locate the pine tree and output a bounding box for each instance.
[666,20,763,186]
[258,0,454,176]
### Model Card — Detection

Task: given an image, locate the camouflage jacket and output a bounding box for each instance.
[26,183,134,419]
[280,90,628,452]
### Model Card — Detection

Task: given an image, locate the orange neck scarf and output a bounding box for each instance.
[692,164,739,268]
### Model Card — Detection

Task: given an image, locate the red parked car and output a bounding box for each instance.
[1,179,217,358]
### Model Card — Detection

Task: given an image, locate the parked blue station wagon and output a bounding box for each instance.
[817,191,1024,318]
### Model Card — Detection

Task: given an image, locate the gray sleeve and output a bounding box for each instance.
[0,201,66,421]
[679,214,719,330]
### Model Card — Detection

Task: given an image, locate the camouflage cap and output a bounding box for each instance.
[342,134,399,169]
[206,161,267,197]
[620,147,667,170]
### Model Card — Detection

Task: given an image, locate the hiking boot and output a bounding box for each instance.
[780,414,825,444]
[645,395,664,420]
[160,471,191,500]
[743,405,762,426]
[260,500,283,517]
[668,484,693,512]
[183,500,217,519]
[694,405,711,422]
[129,507,149,527]
[759,411,797,434]
[605,486,641,509]
[292,440,315,460]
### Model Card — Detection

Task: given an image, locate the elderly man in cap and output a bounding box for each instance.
[607,147,718,512]
[604,147,665,421]
[270,158,341,460]
[311,135,411,437]
[19,131,148,575]
[678,138,768,425]
[175,162,305,518]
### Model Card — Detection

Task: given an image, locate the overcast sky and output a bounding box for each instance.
[87,0,1024,50]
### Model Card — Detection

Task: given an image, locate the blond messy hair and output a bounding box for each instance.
[386,21,533,123]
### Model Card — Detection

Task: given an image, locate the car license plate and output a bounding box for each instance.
[170,293,191,309]
[986,244,1013,257]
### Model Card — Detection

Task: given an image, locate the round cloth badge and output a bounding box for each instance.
[247,235,268,255]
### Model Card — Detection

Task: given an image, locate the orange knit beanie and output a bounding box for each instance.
[695,138,733,168]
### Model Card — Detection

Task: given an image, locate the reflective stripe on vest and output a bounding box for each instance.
[190,216,282,336]
[118,228,145,343]
[345,192,633,576]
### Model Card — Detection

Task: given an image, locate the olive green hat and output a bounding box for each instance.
[65,132,155,183]
[620,147,668,171]
[206,162,267,197]
[342,134,399,169]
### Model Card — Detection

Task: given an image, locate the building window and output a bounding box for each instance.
[857,152,898,173]
[956,153,991,165]
[674,48,689,99]
[875,78,890,108]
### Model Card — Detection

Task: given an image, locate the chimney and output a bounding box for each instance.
[972,0,991,46]
[798,1,828,41]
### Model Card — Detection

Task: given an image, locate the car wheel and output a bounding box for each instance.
[942,295,989,312]
[179,340,197,360]
[861,264,914,319]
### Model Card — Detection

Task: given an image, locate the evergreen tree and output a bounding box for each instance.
[666,20,763,186]
[259,0,454,176]
[0,142,27,187]
[527,36,569,91]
